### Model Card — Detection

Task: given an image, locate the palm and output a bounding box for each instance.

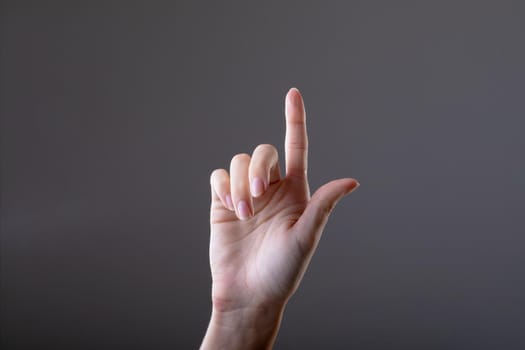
[207,88,359,312]
[210,175,310,310]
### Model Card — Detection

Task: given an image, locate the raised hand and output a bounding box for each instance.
[201,88,359,350]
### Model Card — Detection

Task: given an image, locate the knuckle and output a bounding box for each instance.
[322,202,336,218]
[255,143,277,154]
[210,168,226,178]
[232,153,250,163]
[287,140,308,150]
[210,168,221,183]
[210,168,221,176]
[314,202,335,226]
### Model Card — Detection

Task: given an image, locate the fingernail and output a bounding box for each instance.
[237,200,251,220]
[225,194,234,211]
[251,177,265,197]
[346,181,360,195]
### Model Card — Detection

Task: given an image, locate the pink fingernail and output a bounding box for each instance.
[237,200,251,220]
[346,181,360,195]
[225,194,234,211]
[251,177,265,197]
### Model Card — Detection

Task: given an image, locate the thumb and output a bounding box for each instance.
[293,178,360,254]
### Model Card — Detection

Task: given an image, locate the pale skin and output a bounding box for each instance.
[201,88,360,349]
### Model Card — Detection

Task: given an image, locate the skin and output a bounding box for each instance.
[201,88,360,349]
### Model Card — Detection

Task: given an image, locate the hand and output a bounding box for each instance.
[201,88,359,349]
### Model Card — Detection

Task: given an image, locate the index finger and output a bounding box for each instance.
[285,87,308,178]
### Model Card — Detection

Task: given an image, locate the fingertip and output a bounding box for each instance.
[345,179,360,195]
[287,87,302,107]
[288,86,299,94]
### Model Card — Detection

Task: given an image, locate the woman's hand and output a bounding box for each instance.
[201,88,359,349]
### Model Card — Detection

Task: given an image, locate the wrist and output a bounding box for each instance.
[201,302,286,350]
[211,302,285,331]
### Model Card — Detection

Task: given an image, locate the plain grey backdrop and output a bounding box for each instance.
[1,1,524,349]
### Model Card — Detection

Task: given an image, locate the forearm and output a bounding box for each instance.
[200,304,286,350]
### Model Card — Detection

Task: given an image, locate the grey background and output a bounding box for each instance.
[1,1,524,349]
